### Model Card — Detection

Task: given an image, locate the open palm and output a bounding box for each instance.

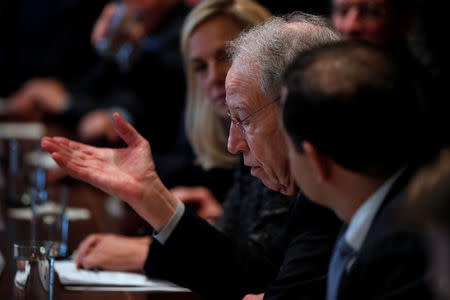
[41,113,157,205]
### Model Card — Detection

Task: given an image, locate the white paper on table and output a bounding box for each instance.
[24,150,59,169]
[0,122,45,139]
[64,285,190,292]
[54,261,190,292]
[8,205,91,221]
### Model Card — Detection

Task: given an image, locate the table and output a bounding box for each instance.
[0,180,203,300]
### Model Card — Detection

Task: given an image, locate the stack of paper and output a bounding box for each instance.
[54,261,190,292]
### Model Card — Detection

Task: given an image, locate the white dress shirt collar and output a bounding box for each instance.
[344,168,405,251]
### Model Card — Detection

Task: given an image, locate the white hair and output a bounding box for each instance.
[228,12,341,98]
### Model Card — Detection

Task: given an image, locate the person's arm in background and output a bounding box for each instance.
[5,63,141,144]
[5,1,142,144]
[154,113,233,223]
[3,0,109,118]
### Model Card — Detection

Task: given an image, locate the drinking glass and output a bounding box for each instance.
[13,240,57,300]
[0,122,46,207]
[31,185,69,258]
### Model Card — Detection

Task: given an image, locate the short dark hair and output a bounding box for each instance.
[282,40,422,178]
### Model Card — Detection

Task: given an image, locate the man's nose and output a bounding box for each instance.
[227,122,249,154]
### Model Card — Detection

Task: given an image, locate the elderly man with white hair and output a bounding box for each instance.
[42,12,342,300]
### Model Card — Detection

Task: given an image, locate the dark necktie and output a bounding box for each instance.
[327,235,356,300]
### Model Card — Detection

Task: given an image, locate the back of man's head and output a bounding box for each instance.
[283,40,423,178]
[227,12,341,99]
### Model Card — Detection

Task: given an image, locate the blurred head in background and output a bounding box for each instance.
[331,0,417,47]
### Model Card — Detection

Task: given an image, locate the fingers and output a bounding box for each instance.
[41,137,98,183]
[51,151,96,185]
[172,186,214,204]
[80,252,103,270]
[91,2,118,45]
[77,110,119,143]
[75,234,101,268]
[77,110,110,141]
[171,187,199,203]
[128,24,145,43]
[42,136,98,156]
[242,293,265,300]
[112,112,145,147]
[41,137,71,155]
[6,89,34,114]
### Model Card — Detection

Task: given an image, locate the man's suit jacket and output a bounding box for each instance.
[336,168,434,300]
[144,194,342,300]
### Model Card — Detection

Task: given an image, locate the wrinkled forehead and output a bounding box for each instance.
[225,64,263,111]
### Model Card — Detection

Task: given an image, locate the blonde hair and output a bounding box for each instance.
[182,0,271,170]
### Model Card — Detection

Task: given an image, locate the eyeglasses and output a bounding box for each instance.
[227,96,280,134]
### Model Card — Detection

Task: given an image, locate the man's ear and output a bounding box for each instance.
[302,141,331,183]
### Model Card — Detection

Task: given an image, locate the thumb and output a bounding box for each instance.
[112,112,143,147]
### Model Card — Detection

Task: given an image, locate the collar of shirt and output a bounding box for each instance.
[344,168,405,251]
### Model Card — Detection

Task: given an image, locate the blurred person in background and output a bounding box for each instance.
[407,148,450,300]
[329,0,424,77]
[330,0,417,47]
[0,0,108,114]
[330,0,434,148]
[259,0,330,16]
[6,0,191,156]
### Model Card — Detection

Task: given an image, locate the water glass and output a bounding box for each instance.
[0,122,46,207]
[31,185,69,258]
[13,241,57,300]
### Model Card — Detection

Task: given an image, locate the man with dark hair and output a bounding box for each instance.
[282,40,434,300]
